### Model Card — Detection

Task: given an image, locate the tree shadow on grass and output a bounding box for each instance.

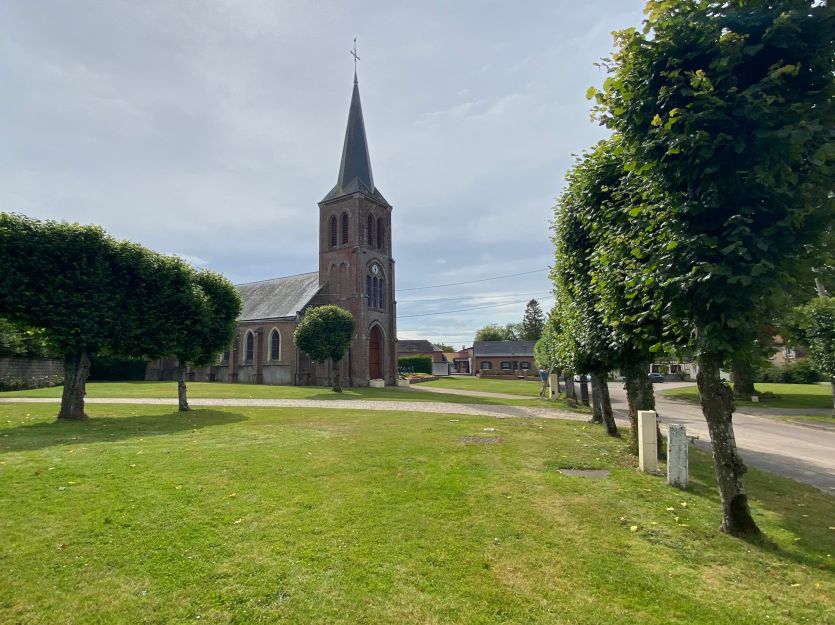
[0,409,248,453]
[687,446,835,571]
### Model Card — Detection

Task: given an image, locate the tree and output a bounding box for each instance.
[293,305,355,392]
[593,0,835,534]
[519,299,545,341]
[434,342,455,353]
[552,170,619,437]
[0,214,238,419]
[789,297,835,416]
[0,215,125,419]
[173,270,241,411]
[474,323,519,342]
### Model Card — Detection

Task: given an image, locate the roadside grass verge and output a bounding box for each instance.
[0,402,832,625]
[663,382,833,411]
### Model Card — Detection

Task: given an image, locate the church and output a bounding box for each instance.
[147,69,398,387]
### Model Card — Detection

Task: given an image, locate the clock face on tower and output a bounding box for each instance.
[371,263,380,276]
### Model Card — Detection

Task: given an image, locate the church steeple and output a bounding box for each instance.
[321,72,388,205]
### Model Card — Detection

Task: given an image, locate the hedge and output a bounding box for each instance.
[89,355,148,381]
[398,355,433,375]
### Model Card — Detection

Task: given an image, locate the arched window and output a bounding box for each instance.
[481,361,493,370]
[367,214,375,247]
[341,213,349,245]
[269,329,280,361]
[372,277,379,308]
[377,218,385,250]
[366,275,372,306]
[379,280,385,311]
[500,361,512,370]
[244,332,254,362]
[329,215,337,248]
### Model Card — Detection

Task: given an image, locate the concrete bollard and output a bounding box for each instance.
[638,410,658,473]
[548,374,559,400]
[667,424,688,489]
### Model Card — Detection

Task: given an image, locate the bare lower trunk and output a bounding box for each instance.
[590,373,603,423]
[59,351,90,420]
[697,355,759,536]
[830,376,835,418]
[731,354,756,399]
[332,360,342,393]
[178,363,190,412]
[564,373,575,400]
[578,375,590,406]
[598,375,618,436]
[623,363,650,454]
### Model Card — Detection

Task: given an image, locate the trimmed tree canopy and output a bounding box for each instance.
[294,305,355,391]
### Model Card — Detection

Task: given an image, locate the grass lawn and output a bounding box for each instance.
[421,376,545,397]
[663,382,834,411]
[1,402,833,624]
[0,381,576,411]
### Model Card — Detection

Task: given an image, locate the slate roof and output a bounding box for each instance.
[396,339,438,354]
[321,74,389,206]
[237,272,322,321]
[473,341,536,357]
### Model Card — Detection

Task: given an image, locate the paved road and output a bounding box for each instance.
[605,381,835,494]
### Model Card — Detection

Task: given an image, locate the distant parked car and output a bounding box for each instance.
[648,372,665,383]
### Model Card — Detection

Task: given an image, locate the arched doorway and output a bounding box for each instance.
[369,326,382,380]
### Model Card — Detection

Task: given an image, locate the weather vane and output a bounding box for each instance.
[349,37,360,73]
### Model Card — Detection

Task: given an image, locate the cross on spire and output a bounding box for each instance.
[349,37,360,81]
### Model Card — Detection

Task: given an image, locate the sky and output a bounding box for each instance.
[0,0,648,348]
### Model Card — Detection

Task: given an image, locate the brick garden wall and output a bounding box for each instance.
[0,357,64,390]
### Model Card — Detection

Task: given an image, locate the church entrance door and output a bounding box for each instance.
[369,326,382,380]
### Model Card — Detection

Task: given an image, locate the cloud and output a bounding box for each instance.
[0,0,646,344]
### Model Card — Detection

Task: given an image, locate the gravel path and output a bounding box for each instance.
[407,385,530,400]
[0,396,594,423]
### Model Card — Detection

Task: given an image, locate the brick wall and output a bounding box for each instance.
[0,357,64,389]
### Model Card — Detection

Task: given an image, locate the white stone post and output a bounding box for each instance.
[667,424,688,489]
[638,410,658,472]
[548,374,559,400]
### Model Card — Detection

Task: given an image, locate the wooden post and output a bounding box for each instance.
[638,410,658,472]
[667,424,688,488]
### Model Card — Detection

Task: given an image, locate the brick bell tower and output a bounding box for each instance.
[316,68,397,386]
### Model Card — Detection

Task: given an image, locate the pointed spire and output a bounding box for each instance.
[322,72,388,205]
[336,75,374,192]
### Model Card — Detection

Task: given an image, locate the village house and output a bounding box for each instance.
[473,341,536,377]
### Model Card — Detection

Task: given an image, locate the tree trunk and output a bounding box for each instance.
[697,355,759,536]
[623,361,663,454]
[590,373,603,423]
[598,375,618,437]
[58,351,91,420]
[578,375,590,406]
[623,363,648,454]
[731,354,757,399]
[830,376,835,418]
[177,363,190,412]
[564,373,575,400]
[332,360,342,393]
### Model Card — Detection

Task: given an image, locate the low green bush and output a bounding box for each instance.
[0,374,63,392]
[757,360,822,384]
[398,355,433,375]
